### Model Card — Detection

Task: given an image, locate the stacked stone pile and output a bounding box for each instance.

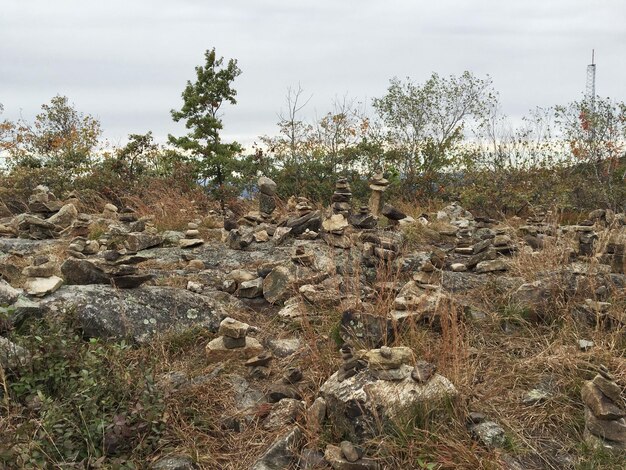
[180,222,204,248]
[206,317,263,362]
[350,205,377,230]
[22,255,63,297]
[368,173,389,217]
[581,365,626,451]
[331,178,352,216]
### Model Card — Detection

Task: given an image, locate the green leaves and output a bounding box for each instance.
[168,48,243,203]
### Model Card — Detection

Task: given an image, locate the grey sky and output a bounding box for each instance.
[1,0,624,147]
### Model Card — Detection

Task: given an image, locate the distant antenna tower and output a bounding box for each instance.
[585,49,596,110]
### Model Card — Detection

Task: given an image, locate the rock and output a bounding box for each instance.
[258,176,277,196]
[39,285,228,342]
[306,397,327,431]
[471,421,508,448]
[365,346,413,370]
[450,263,467,272]
[581,382,625,420]
[324,445,380,470]
[579,339,594,351]
[179,238,204,249]
[263,265,295,304]
[267,337,301,358]
[411,360,437,383]
[111,274,154,289]
[0,279,20,305]
[150,455,199,470]
[522,388,550,405]
[0,336,32,369]
[585,409,626,443]
[259,194,276,215]
[267,383,301,403]
[299,449,328,470]
[592,375,624,405]
[61,258,110,285]
[250,426,303,470]
[381,204,406,221]
[218,317,250,339]
[206,336,263,362]
[263,398,305,430]
[47,203,78,228]
[286,211,322,236]
[320,364,457,441]
[125,232,162,252]
[24,276,63,297]
[340,441,362,462]
[323,214,350,233]
[237,277,264,298]
[475,258,508,273]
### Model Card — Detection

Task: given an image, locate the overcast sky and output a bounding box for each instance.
[1,0,624,147]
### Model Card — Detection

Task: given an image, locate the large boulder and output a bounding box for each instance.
[39,285,229,342]
[320,365,457,442]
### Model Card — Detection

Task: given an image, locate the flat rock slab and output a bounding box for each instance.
[206,336,263,363]
[40,285,229,342]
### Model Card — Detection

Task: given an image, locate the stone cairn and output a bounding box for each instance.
[368,173,389,217]
[22,255,63,297]
[258,176,277,218]
[581,365,626,451]
[350,205,377,230]
[331,178,352,216]
[206,317,262,362]
[179,222,204,249]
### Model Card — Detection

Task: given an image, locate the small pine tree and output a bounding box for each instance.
[169,48,242,206]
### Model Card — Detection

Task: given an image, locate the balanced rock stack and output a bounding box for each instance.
[60,249,153,289]
[67,236,100,258]
[322,213,351,249]
[206,317,263,362]
[22,255,63,297]
[368,173,389,217]
[581,365,626,451]
[28,185,63,215]
[331,178,352,216]
[284,197,322,236]
[575,224,597,257]
[350,205,377,230]
[258,176,277,218]
[179,222,204,248]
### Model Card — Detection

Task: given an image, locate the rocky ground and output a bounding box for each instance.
[0,180,625,469]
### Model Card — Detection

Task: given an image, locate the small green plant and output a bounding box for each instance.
[3,313,165,467]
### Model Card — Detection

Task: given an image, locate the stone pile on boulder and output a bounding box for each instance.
[350,205,377,230]
[179,222,204,248]
[322,213,351,249]
[67,236,100,258]
[206,317,263,362]
[61,249,153,289]
[581,365,626,451]
[22,255,63,297]
[27,185,64,215]
[319,345,457,441]
[283,197,322,237]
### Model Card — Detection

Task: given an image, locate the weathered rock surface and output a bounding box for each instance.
[39,285,229,342]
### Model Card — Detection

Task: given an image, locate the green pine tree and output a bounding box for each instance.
[169,48,242,206]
